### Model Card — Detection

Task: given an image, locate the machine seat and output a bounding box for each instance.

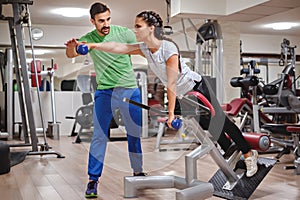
[222,98,252,116]
[261,123,295,136]
[286,125,300,133]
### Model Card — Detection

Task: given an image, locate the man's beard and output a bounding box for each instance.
[100,26,110,35]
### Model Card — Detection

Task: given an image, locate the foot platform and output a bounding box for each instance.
[209,157,276,200]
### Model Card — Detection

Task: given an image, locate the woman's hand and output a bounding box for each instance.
[167,112,175,128]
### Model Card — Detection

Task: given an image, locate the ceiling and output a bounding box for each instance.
[221,0,300,36]
[2,0,300,36]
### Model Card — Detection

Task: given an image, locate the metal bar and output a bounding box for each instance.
[50,69,56,123]
[123,97,167,115]
[189,118,239,183]
[124,97,201,117]
[180,95,211,114]
[187,18,206,45]
[13,2,38,151]
[5,49,13,139]
[181,18,190,51]
[216,39,224,103]
[0,0,33,4]
[135,71,148,138]
[26,3,48,147]
[261,107,297,114]
[8,18,30,143]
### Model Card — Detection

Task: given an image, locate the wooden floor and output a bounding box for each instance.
[1,135,299,200]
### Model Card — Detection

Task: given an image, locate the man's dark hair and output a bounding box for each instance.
[90,2,110,19]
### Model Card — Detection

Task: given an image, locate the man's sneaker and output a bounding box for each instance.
[85,180,98,198]
[133,172,147,176]
[245,150,258,177]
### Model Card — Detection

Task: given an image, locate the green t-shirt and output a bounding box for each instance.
[79,25,137,89]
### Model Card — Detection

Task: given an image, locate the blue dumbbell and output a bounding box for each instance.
[165,118,182,130]
[76,44,89,55]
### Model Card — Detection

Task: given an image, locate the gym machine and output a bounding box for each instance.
[193,19,223,103]
[260,39,300,173]
[0,0,63,158]
[67,74,95,143]
[228,39,300,173]
[123,90,276,200]
[176,18,223,102]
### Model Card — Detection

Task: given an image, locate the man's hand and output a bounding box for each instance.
[65,38,80,58]
[64,38,79,49]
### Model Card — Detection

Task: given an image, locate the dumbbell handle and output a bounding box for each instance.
[76,44,89,55]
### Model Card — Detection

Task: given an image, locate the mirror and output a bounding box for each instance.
[31,27,44,41]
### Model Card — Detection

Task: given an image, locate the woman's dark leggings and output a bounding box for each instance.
[193,79,251,154]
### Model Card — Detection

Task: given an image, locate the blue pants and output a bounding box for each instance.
[88,88,143,181]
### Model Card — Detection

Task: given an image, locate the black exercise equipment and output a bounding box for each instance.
[60,80,77,91]
[71,93,94,143]
[0,141,10,174]
[67,74,126,143]
[65,74,95,143]
[263,38,297,109]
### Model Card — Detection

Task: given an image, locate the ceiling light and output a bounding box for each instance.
[264,22,297,30]
[52,8,89,18]
[26,49,51,55]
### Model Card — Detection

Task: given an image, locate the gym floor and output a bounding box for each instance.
[0,135,299,200]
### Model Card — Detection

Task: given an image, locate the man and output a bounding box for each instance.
[65,2,145,198]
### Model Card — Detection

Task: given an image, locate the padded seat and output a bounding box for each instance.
[222,98,252,116]
[223,98,273,124]
[261,123,295,136]
[286,126,300,133]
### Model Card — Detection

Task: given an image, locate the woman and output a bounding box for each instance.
[84,10,258,177]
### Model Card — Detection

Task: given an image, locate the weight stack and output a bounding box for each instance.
[0,141,11,174]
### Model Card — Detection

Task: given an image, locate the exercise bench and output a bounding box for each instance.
[123,91,276,200]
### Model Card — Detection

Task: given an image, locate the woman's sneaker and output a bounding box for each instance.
[245,150,258,177]
[85,180,98,198]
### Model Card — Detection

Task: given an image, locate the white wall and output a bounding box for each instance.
[241,34,300,87]
[0,23,93,47]
[240,34,300,54]
[14,91,84,136]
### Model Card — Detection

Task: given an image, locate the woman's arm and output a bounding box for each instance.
[166,54,179,128]
[88,42,143,56]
